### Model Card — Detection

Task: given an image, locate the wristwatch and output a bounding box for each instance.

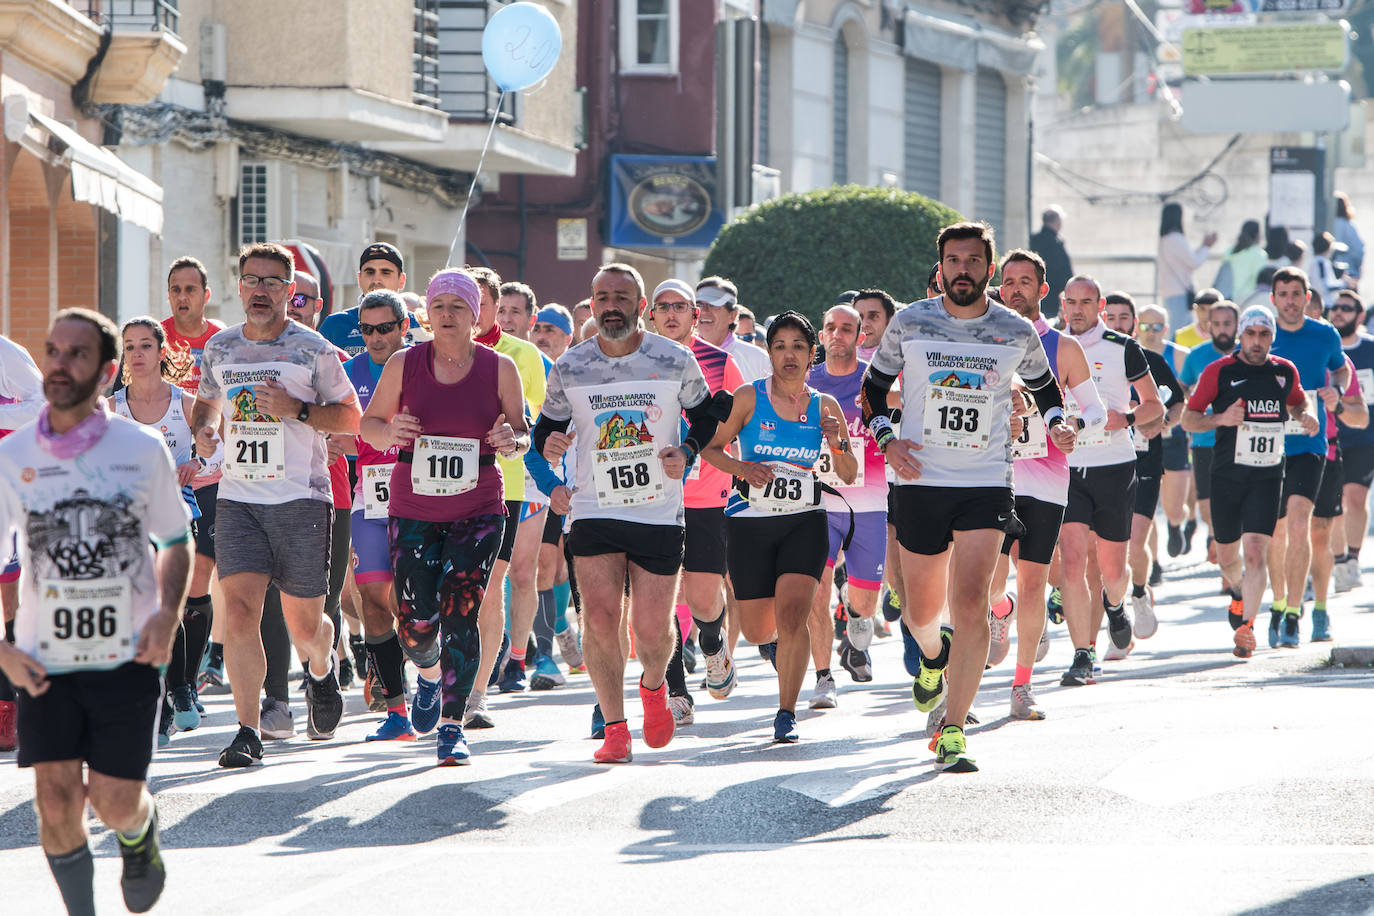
[296,402,311,423]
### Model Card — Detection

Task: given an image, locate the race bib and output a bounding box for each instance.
[1067,396,1110,449]
[748,463,820,514]
[35,579,133,673]
[225,420,285,481]
[362,463,394,519]
[686,458,701,481]
[815,447,861,489]
[1284,391,1319,436]
[1131,425,1150,454]
[1358,368,1374,405]
[884,419,902,483]
[1011,412,1048,460]
[411,436,480,496]
[1235,421,1283,468]
[922,386,992,450]
[594,442,664,507]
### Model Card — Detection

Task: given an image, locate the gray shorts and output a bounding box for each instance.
[215,498,332,598]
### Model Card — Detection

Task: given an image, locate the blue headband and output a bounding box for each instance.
[534,306,573,336]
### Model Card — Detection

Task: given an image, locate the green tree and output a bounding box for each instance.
[703,185,964,326]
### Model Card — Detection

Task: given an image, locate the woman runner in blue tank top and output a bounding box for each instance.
[703,312,856,742]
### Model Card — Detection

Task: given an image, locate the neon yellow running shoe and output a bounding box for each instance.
[911,626,951,712]
[935,725,978,773]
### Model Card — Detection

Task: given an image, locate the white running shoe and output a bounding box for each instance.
[846,615,875,651]
[463,690,494,729]
[556,627,584,670]
[1333,558,1356,593]
[1035,624,1050,663]
[259,697,294,740]
[987,596,1015,667]
[1103,639,1134,661]
[808,672,838,709]
[1010,683,1045,720]
[1347,557,1363,590]
[703,647,737,700]
[1131,588,1158,639]
[668,694,694,726]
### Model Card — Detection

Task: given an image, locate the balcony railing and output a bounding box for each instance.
[78,0,180,34]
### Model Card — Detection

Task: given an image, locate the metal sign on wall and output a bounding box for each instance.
[608,155,725,249]
[1182,23,1349,76]
[1187,0,1348,11]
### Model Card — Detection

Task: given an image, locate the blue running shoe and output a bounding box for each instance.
[900,620,921,678]
[1268,609,1282,648]
[1311,608,1332,642]
[759,641,777,670]
[411,674,441,735]
[590,704,605,740]
[366,710,417,742]
[497,657,527,693]
[1046,588,1064,625]
[170,685,200,731]
[529,654,565,691]
[192,689,205,715]
[436,723,470,766]
[772,709,799,743]
[1280,612,1301,648]
[487,631,511,688]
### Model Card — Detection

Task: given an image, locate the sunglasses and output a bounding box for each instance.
[1330,304,1359,313]
[1139,322,1166,332]
[290,293,319,309]
[359,320,400,336]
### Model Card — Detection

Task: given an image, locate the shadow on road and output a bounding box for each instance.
[1234,874,1374,915]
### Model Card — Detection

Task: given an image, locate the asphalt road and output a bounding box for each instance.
[3,537,1373,915]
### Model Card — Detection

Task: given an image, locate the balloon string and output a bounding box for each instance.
[446,89,507,267]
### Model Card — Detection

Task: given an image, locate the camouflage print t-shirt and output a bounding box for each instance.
[868,296,1051,489]
[198,322,356,505]
[542,332,710,526]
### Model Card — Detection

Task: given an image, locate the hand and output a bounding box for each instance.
[740,461,775,490]
[133,611,179,667]
[1009,415,1026,440]
[254,379,300,420]
[196,425,219,459]
[544,429,575,463]
[324,434,346,464]
[1319,385,1339,410]
[1217,400,1246,428]
[1137,418,1166,440]
[0,642,48,696]
[882,439,923,481]
[1203,231,1219,248]
[550,485,572,516]
[1049,421,1077,454]
[1105,409,1129,431]
[1301,412,1320,437]
[821,406,845,448]
[388,405,423,448]
[659,446,688,480]
[485,413,517,457]
[1010,386,1032,417]
[175,460,199,486]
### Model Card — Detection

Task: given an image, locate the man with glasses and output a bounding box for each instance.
[1179,301,1240,574]
[318,243,419,357]
[1332,291,1374,591]
[1134,304,1191,577]
[695,277,770,382]
[193,243,362,768]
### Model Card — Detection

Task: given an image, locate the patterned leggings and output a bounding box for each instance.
[389,513,504,721]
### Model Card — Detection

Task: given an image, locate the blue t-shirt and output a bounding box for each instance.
[1272,317,1346,455]
[320,306,421,357]
[1339,334,1374,449]
[1180,341,1231,448]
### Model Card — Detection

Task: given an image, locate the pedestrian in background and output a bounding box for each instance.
[1157,202,1218,333]
[1030,206,1073,318]
[1213,219,1265,303]
[1334,191,1364,289]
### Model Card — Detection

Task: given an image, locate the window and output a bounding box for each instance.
[619,0,678,74]
[903,58,942,199]
[833,35,849,185]
[413,0,441,108]
[759,23,770,167]
[974,67,1007,240]
[238,163,268,247]
[438,0,517,120]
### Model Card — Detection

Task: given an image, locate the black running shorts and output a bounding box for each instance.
[567,518,685,577]
[1134,473,1161,519]
[1000,494,1065,566]
[1210,473,1283,544]
[726,510,828,600]
[892,484,1014,556]
[541,509,564,546]
[17,662,161,781]
[1342,443,1374,490]
[1191,446,1214,500]
[1065,461,1137,543]
[683,507,728,576]
[497,500,523,562]
[192,482,217,559]
[1314,449,1344,519]
[1278,453,1326,518]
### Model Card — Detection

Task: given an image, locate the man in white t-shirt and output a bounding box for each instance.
[192,242,362,768]
[0,309,192,916]
[695,277,771,382]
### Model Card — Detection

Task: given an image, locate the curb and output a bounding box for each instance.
[1329,647,1374,666]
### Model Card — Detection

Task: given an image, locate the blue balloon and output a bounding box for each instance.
[482,2,563,93]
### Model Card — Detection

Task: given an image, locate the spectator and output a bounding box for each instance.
[1311,232,1346,300]
[1030,205,1073,318]
[1213,219,1265,302]
[1156,201,1218,332]
[1334,191,1364,287]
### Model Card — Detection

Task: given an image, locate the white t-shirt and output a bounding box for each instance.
[0,414,192,670]
[197,322,356,505]
[721,334,772,382]
[1066,320,1153,469]
[0,335,43,435]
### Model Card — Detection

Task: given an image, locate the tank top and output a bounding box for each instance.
[725,379,824,518]
[113,383,199,517]
[387,341,505,523]
[1011,318,1070,507]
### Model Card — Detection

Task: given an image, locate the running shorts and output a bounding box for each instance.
[192,482,218,559]
[1314,449,1344,520]
[1342,443,1374,490]
[1065,461,1137,543]
[1001,494,1066,566]
[892,485,1014,556]
[215,498,332,598]
[727,511,828,601]
[1191,446,1214,500]
[826,509,885,588]
[1210,473,1283,544]
[1279,453,1326,517]
[1134,473,1161,519]
[683,507,728,576]
[17,662,161,781]
[568,518,685,577]
[350,510,393,584]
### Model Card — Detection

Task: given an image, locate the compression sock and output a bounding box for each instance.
[183,595,213,681]
[552,580,572,634]
[665,616,688,697]
[47,843,95,916]
[208,640,225,669]
[692,613,725,656]
[166,622,189,690]
[366,632,407,704]
[1132,583,1147,599]
[534,589,556,659]
[1013,664,1033,687]
[674,604,694,645]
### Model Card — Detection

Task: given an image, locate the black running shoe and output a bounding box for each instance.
[1183,519,1197,553]
[218,725,264,768]
[118,806,166,913]
[337,655,354,690]
[683,638,698,674]
[1149,561,1163,587]
[1060,649,1094,686]
[304,661,344,740]
[1103,593,1133,650]
[838,638,873,683]
[1166,524,1184,558]
[349,634,368,678]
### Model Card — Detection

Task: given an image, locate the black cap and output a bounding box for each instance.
[834,290,859,306]
[359,242,403,273]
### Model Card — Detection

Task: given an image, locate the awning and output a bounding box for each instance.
[26,109,163,235]
[902,8,1044,76]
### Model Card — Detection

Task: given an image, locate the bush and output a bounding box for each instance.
[703,185,965,326]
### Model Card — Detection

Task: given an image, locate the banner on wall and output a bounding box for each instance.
[608,155,725,250]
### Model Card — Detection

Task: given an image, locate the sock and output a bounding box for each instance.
[929,632,950,668]
[117,806,153,845]
[241,723,261,739]
[1103,592,1124,615]
[1168,523,1181,536]
[183,595,213,683]
[1272,598,1288,614]
[693,613,725,655]
[817,667,831,682]
[1013,664,1032,686]
[534,589,556,659]
[674,604,694,646]
[990,595,1013,620]
[552,581,572,633]
[208,640,224,667]
[47,843,95,916]
[1350,546,1361,561]
[0,619,15,701]
[664,615,688,697]
[366,632,407,702]
[1132,583,1147,598]
[510,647,526,668]
[166,622,189,690]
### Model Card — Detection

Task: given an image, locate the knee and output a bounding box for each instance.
[396,618,440,667]
[739,618,774,645]
[34,780,84,827]
[86,787,141,829]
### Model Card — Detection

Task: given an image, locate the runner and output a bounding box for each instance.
[861,222,1073,772]
[498,281,538,339]
[360,268,528,765]
[1100,295,1186,640]
[1135,304,1193,565]
[1333,291,1374,591]
[1178,300,1240,571]
[986,249,1097,719]
[318,243,419,356]
[113,318,207,747]
[807,303,888,703]
[854,288,898,363]
[1058,275,1163,680]
[1266,267,1348,647]
[533,263,721,763]
[705,311,855,741]
[192,242,361,768]
[0,308,192,916]
[650,278,742,715]
[695,277,771,382]
[1182,306,1313,657]
[531,304,575,361]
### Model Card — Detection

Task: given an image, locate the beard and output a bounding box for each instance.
[597,309,633,341]
[1212,333,1236,353]
[43,366,104,410]
[945,273,989,307]
[1333,317,1359,338]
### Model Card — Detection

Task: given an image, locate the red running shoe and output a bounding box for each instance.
[0,699,15,751]
[594,721,632,763]
[640,679,675,749]
[1233,620,1256,658]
